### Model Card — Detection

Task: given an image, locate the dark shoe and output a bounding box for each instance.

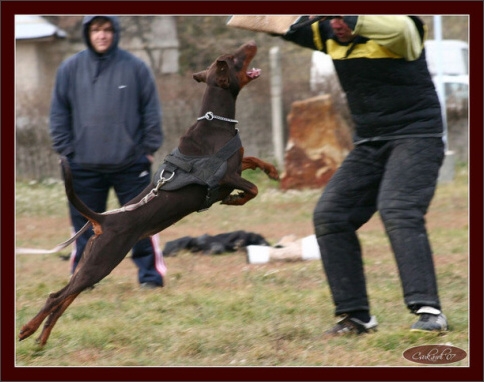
[410,307,448,332]
[140,282,162,289]
[324,315,378,336]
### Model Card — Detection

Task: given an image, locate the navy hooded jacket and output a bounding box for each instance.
[49,15,163,171]
[283,16,443,144]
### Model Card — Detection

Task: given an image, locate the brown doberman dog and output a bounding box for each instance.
[19,40,279,346]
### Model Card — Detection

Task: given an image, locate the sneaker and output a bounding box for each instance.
[410,306,448,332]
[324,315,378,336]
[140,282,161,289]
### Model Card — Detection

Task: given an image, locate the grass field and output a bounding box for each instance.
[15,163,469,368]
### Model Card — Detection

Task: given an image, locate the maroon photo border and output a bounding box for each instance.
[2,1,482,381]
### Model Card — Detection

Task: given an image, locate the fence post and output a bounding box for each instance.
[270,46,285,169]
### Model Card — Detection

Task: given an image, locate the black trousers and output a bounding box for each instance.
[313,138,445,316]
[67,155,165,286]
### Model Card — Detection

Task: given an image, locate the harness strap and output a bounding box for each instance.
[196,132,241,187]
[164,153,193,172]
[159,131,241,186]
[215,131,241,160]
[198,133,241,211]
[153,131,242,211]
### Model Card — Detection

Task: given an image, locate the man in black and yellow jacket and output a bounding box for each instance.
[282,16,448,335]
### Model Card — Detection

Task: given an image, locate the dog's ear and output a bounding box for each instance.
[193,70,208,83]
[215,60,230,89]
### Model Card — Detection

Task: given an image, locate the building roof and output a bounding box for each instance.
[15,15,66,40]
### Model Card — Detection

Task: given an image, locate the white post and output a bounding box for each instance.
[433,15,449,151]
[434,15,455,183]
[270,46,285,168]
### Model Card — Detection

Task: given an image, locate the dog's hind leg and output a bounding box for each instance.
[36,293,80,346]
[18,284,72,342]
[19,311,52,343]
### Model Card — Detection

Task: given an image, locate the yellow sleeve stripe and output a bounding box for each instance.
[312,21,323,51]
[326,39,402,60]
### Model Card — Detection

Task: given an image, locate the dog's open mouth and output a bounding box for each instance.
[247,68,261,79]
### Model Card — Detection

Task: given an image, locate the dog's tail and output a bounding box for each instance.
[60,156,105,228]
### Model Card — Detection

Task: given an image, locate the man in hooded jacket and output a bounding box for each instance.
[50,15,165,288]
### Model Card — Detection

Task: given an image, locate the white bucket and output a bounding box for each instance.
[246,235,320,264]
[246,245,271,264]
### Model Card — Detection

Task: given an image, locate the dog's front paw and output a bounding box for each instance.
[265,167,280,180]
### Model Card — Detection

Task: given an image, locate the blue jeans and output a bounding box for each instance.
[313,138,445,315]
[67,156,165,286]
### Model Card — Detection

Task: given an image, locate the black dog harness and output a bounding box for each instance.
[153,131,242,211]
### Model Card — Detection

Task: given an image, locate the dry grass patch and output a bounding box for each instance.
[15,165,469,367]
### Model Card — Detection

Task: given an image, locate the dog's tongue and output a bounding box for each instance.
[247,68,261,79]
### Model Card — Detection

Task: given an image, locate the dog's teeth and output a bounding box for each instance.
[247,68,261,78]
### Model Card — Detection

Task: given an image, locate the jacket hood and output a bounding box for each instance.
[82,15,120,56]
